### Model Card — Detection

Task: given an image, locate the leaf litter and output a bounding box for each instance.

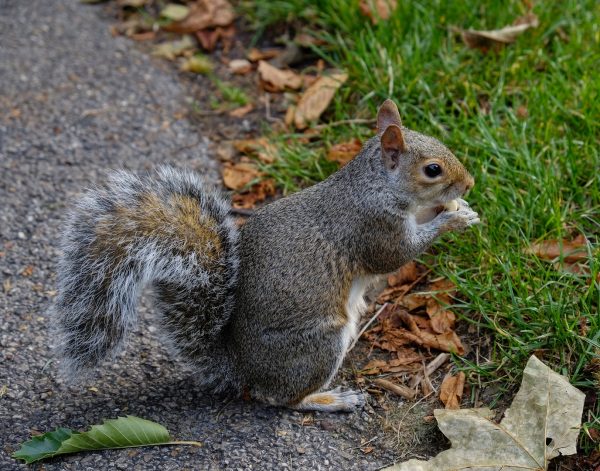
[356,261,470,406]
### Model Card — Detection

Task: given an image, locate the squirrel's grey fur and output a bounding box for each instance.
[54,100,478,411]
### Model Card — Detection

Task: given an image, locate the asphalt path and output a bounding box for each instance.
[0,1,387,469]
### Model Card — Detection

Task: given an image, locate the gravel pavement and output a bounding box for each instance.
[0,1,389,469]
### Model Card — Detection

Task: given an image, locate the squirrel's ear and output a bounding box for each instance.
[380,124,406,170]
[377,99,402,134]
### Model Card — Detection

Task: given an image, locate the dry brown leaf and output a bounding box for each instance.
[427,278,456,294]
[426,299,456,334]
[399,292,429,310]
[294,32,328,47]
[529,234,588,263]
[377,284,410,304]
[221,159,261,190]
[294,72,348,129]
[284,105,296,127]
[361,353,422,375]
[232,179,276,209]
[359,0,398,24]
[327,138,362,167]
[257,61,302,92]
[458,13,539,52]
[361,359,389,374]
[129,31,156,41]
[387,261,419,287]
[233,137,277,164]
[195,24,235,52]
[398,311,465,355]
[229,59,252,75]
[162,0,235,33]
[439,372,466,409]
[228,103,254,118]
[246,48,281,62]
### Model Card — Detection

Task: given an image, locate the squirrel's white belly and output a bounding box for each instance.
[322,276,373,390]
[344,276,372,343]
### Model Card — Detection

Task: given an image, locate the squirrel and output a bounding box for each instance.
[54,99,479,412]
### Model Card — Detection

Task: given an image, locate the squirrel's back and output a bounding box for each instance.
[55,167,240,393]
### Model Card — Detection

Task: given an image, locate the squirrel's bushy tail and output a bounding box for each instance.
[55,167,240,393]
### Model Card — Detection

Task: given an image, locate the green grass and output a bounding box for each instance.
[244,0,599,452]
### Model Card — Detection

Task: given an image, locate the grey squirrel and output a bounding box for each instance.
[54,99,479,412]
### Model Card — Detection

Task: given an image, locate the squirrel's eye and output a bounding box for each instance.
[424,163,442,178]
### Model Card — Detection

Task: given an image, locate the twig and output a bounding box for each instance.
[347,303,389,352]
[313,118,376,130]
[344,435,380,451]
[263,93,281,123]
[409,353,450,389]
[372,378,416,400]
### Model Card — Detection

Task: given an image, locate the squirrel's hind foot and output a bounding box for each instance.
[290,388,365,412]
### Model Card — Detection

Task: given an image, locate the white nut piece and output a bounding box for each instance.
[444,199,459,212]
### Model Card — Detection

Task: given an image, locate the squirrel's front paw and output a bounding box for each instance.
[438,200,480,232]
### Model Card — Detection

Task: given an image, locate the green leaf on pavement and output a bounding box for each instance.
[13,415,202,464]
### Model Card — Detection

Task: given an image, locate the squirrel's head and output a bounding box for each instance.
[375,99,474,209]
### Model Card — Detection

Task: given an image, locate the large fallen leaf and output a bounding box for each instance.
[359,0,398,24]
[458,13,539,53]
[163,0,234,33]
[13,416,201,464]
[386,355,585,470]
[327,138,362,167]
[257,61,302,92]
[294,72,348,129]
